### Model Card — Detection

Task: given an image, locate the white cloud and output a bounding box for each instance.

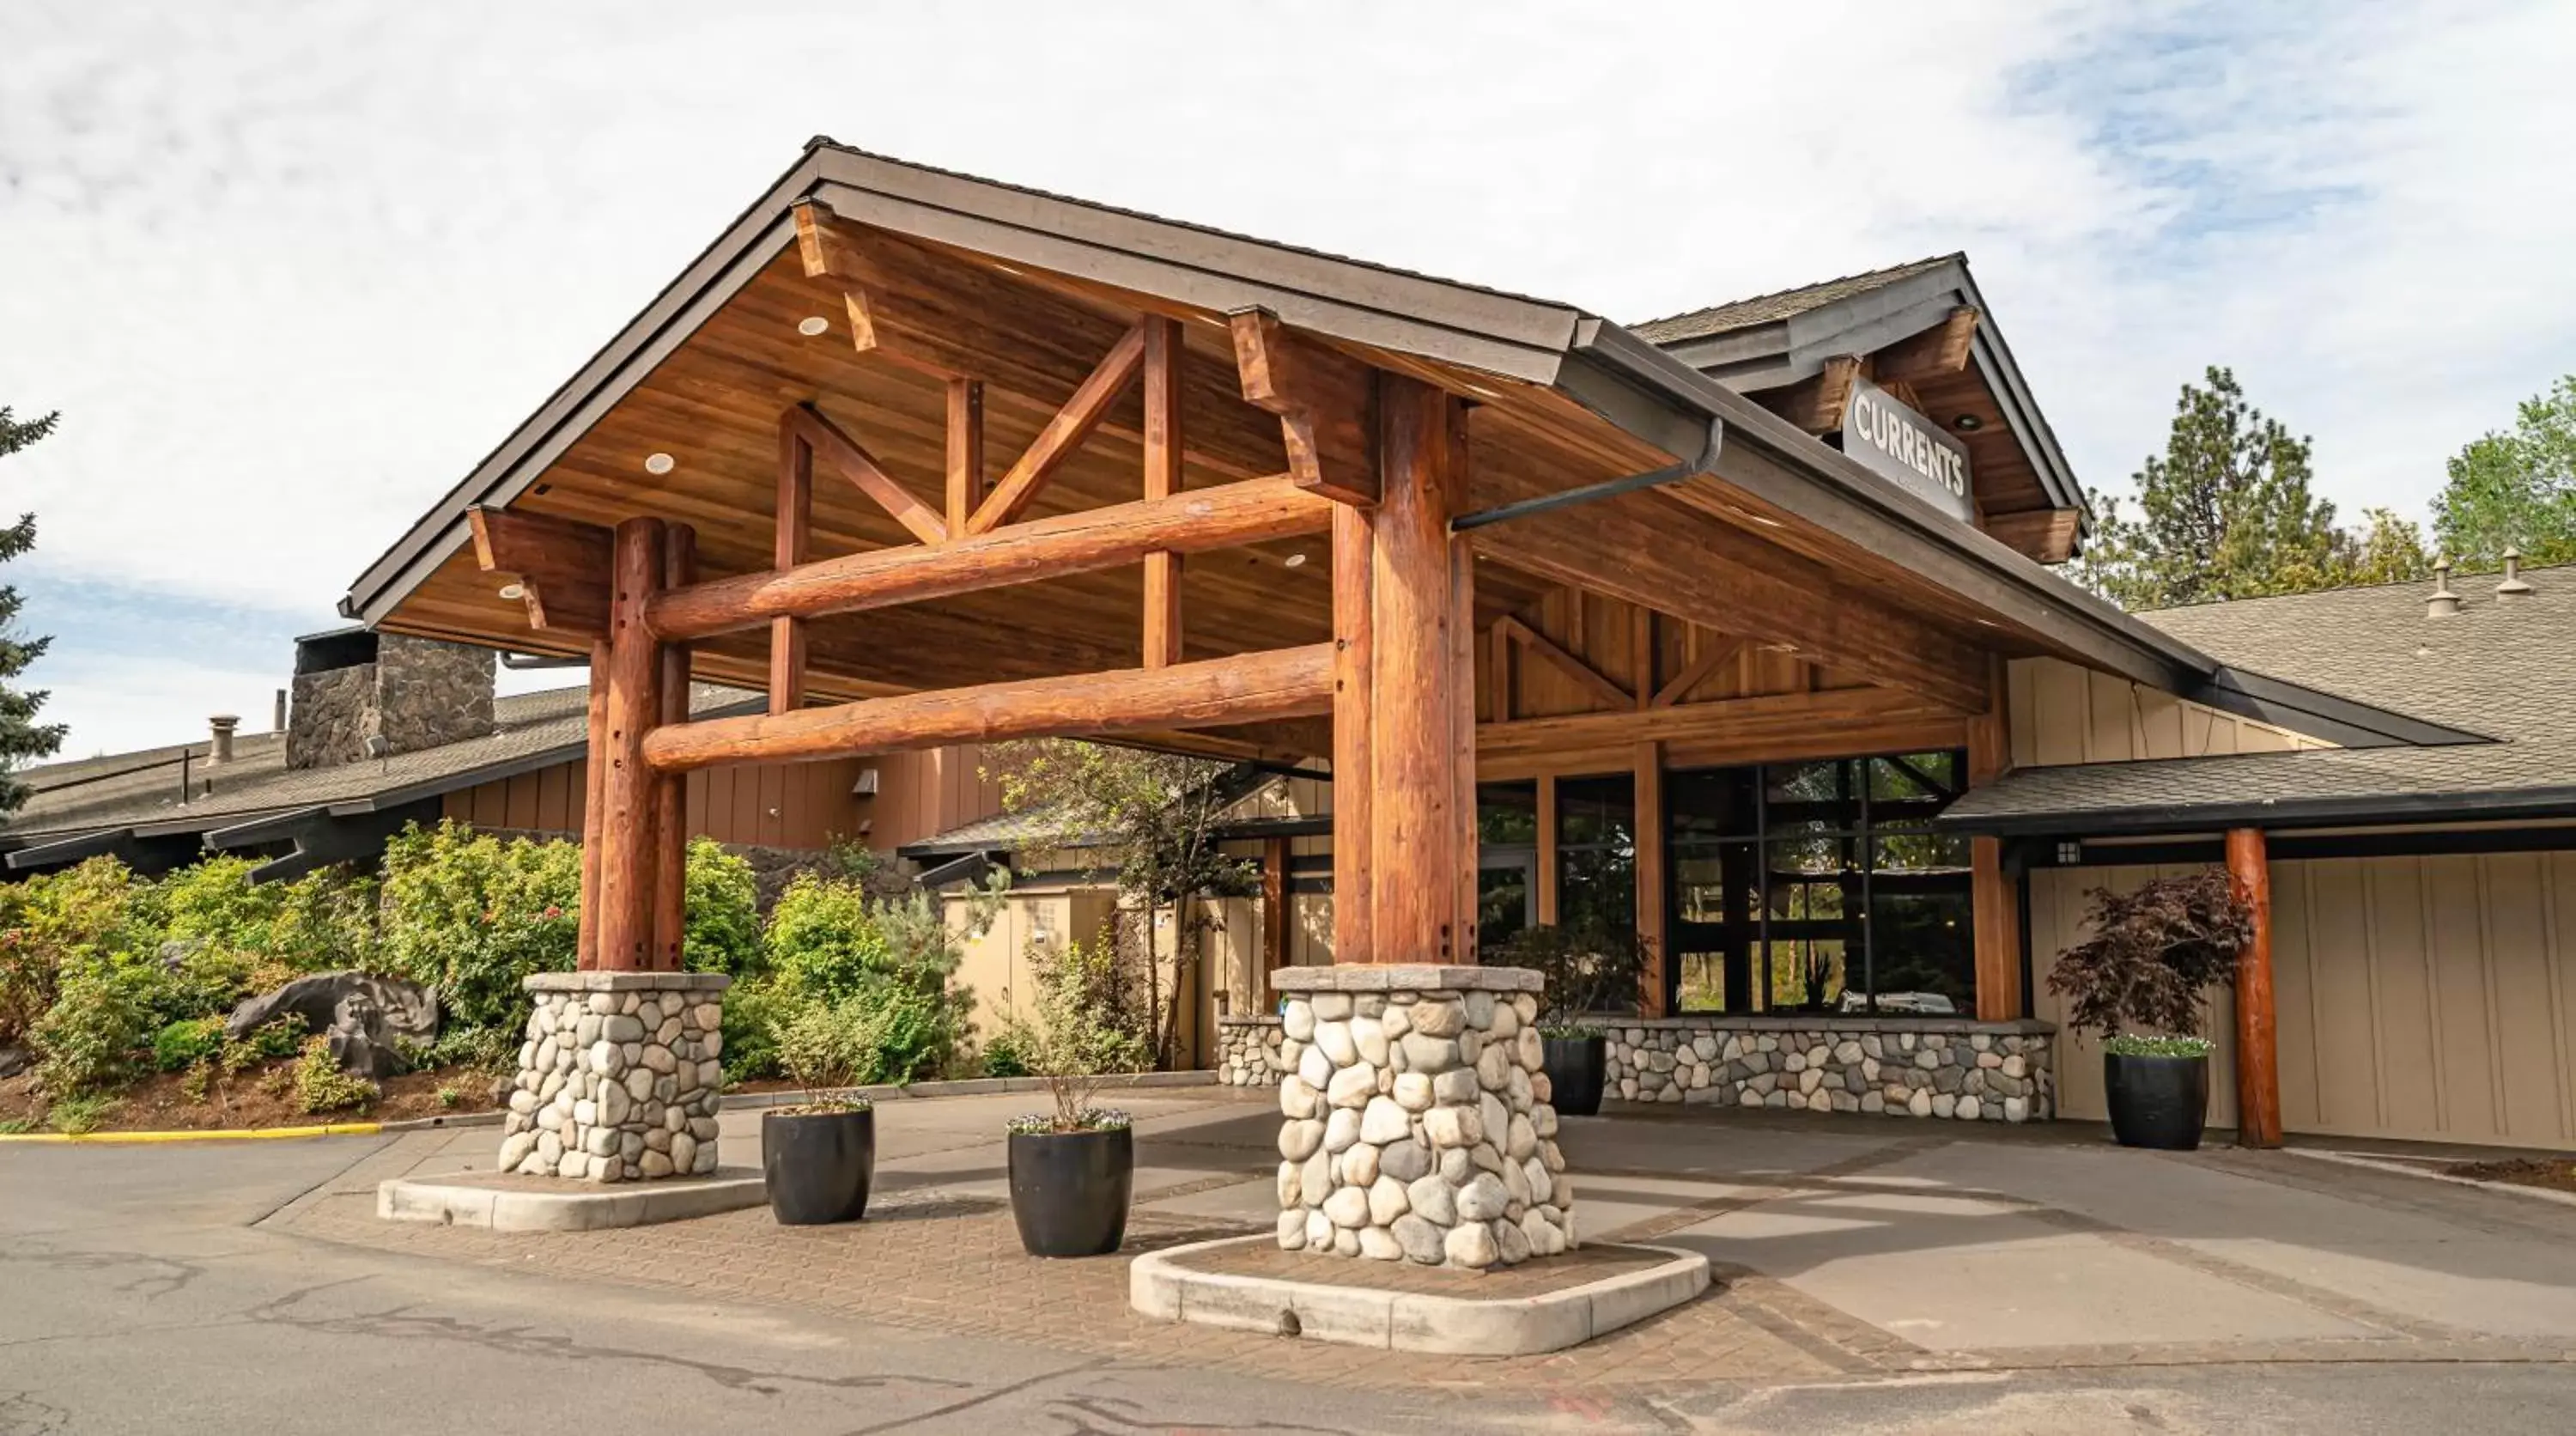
[2,0,2571,746]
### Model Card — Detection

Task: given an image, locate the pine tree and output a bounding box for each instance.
[0,407,67,816]
[2431,374,2576,570]
[2073,367,2349,609]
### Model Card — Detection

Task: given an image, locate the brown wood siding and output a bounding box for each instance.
[2033,853,2576,1149]
[441,752,877,850]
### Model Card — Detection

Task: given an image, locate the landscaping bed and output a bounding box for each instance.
[0,1062,501,1134]
[2444,1156,2576,1195]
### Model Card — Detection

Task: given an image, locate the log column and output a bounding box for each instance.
[1359,374,1475,964]
[2226,826,2283,1148]
[1965,655,2023,1020]
[594,516,670,971]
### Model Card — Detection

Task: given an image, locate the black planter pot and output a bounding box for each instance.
[1007,1125,1133,1257]
[1542,1034,1607,1117]
[2103,1051,2208,1151]
[762,1107,875,1225]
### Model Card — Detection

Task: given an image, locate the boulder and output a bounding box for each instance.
[225,971,439,1080]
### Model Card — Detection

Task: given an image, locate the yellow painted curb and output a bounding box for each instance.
[0,1122,382,1145]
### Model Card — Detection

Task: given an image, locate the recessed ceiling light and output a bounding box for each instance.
[644,452,676,475]
[1953,414,1984,431]
[497,582,526,600]
[797,315,830,337]
[1283,552,1309,569]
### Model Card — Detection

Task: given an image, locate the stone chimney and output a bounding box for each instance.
[207,715,239,764]
[2427,557,2461,618]
[286,630,496,770]
[2496,548,2535,601]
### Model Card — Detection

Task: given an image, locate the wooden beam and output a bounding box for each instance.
[1496,616,1631,713]
[1488,622,1512,723]
[790,205,1284,481]
[786,405,947,547]
[1468,459,1992,715]
[1631,607,1655,710]
[1261,834,1288,1008]
[468,506,611,638]
[1652,637,1747,708]
[575,637,611,970]
[1534,773,1558,926]
[1759,354,1864,434]
[1142,316,1185,668]
[1476,686,1964,780]
[594,518,667,971]
[1230,309,1379,506]
[1983,508,2083,564]
[651,472,1329,642]
[2227,827,2283,1149]
[769,422,812,715]
[1367,374,1471,964]
[1331,502,1374,964]
[651,526,697,971]
[1872,306,1982,385]
[641,643,1334,774]
[1966,655,2020,1021]
[968,320,1148,535]
[1636,739,1667,1016]
[945,378,984,541]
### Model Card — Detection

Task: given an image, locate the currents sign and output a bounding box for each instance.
[1837,376,1972,523]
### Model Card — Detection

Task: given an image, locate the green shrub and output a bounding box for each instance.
[775,995,885,1098]
[1017,933,1151,1132]
[0,857,160,1047]
[2104,1033,2214,1058]
[291,1035,378,1114]
[718,980,788,1083]
[420,1025,515,1074]
[682,838,763,978]
[30,965,155,1095]
[246,1014,307,1059]
[152,1017,226,1073]
[377,820,581,1034]
[46,1093,118,1135]
[979,1025,1032,1079]
[764,873,894,1003]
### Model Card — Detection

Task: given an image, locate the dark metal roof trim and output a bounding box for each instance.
[5,827,137,871]
[1558,319,2207,694]
[1937,782,2576,839]
[2191,666,2494,750]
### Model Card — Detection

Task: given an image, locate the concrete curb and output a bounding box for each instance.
[381,1110,507,1133]
[379,1168,769,1232]
[2285,1147,2576,1210]
[1129,1236,1711,1355]
[0,1121,385,1146]
[717,1068,1218,1111]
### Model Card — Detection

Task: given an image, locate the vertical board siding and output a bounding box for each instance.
[442,753,872,850]
[2008,657,2335,768]
[2032,853,2576,1147]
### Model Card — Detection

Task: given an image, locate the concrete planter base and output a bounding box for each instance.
[1130,1235,1709,1355]
[378,1168,765,1232]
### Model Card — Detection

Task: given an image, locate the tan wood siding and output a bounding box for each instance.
[2008,656,2334,768]
[2033,854,2576,1149]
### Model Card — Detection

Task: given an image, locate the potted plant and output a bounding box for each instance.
[761,998,878,1225]
[2045,869,2251,1151]
[1491,922,1646,1117]
[1006,935,1150,1257]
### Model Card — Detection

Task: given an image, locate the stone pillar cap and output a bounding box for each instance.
[1271,964,1542,994]
[524,971,734,994]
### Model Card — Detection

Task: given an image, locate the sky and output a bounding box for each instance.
[3,1,2573,757]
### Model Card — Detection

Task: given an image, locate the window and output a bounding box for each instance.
[1666,751,1973,1015]
[1555,774,1636,946]
[1475,782,1540,948]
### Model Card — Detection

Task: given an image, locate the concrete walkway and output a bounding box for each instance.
[15,1090,2576,1432]
[294,1092,2576,1374]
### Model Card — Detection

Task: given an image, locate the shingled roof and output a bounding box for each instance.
[1631,255,1961,347]
[1941,566,2576,835]
[5,684,756,845]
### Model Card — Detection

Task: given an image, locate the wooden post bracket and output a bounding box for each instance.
[469,505,611,639]
[1230,309,1379,507]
